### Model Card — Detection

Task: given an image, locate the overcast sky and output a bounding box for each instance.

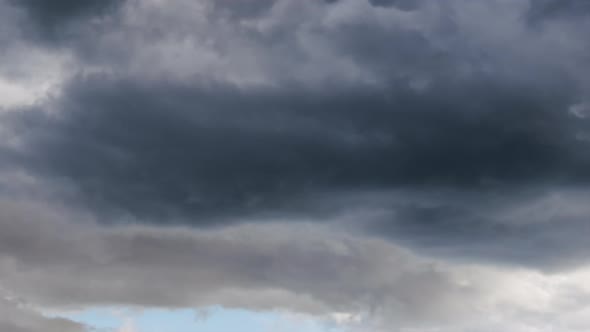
[1,0,590,331]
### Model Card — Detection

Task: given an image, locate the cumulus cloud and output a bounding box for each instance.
[1,0,590,331]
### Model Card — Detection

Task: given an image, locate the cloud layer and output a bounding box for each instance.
[1,0,590,331]
[3,196,590,332]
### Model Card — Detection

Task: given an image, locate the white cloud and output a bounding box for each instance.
[117,319,137,332]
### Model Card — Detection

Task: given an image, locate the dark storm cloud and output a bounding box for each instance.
[7,0,125,42]
[6,82,590,269]
[367,0,420,10]
[0,297,84,332]
[353,188,590,268]
[528,0,590,22]
[2,1,590,331]
[6,71,589,224]
[324,0,420,10]
[1,0,590,268]
[213,0,278,18]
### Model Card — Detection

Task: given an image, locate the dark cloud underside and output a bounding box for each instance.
[1,0,590,269]
[6,73,588,223]
[7,0,125,41]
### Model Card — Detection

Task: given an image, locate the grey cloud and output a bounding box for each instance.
[1,0,590,330]
[367,0,420,10]
[0,198,483,324]
[2,0,589,268]
[0,197,586,332]
[0,297,85,332]
[19,0,586,87]
[528,0,590,22]
[212,0,278,18]
[5,72,589,223]
[7,0,125,42]
[324,0,420,10]
[351,188,590,268]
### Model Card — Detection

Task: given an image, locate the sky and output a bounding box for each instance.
[1,0,590,331]
[48,306,343,332]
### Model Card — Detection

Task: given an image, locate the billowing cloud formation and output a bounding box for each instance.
[2,196,590,332]
[3,0,590,262]
[7,75,584,215]
[1,0,590,331]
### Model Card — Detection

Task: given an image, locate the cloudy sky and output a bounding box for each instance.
[1,0,590,331]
